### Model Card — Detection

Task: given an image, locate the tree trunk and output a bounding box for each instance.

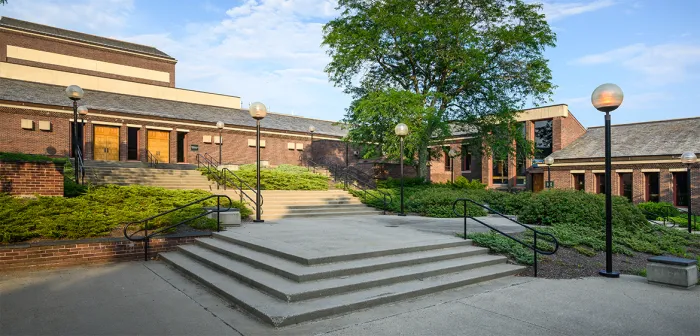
[417,145,428,179]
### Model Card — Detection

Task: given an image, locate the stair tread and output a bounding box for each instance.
[179,244,504,301]
[161,251,524,326]
[194,237,484,281]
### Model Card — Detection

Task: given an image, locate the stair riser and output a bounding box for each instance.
[261,212,383,220]
[211,234,471,266]
[261,204,365,210]
[262,207,371,215]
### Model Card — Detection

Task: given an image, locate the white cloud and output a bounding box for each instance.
[538,0,616,21]
[571,43,700,85]
[1,0,134,32]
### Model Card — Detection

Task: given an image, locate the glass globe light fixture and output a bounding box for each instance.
[680,151,697,164]
[249,102,268,120]
[591,83,623,113]
[544,155,554,166]
[394,123,409,137]
[65,85,84,100]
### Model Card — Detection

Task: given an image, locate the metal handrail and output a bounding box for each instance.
[147,150,159,168]
[332,165,391,214]
[75,146,86,184]
[677,207,698,230]
[639,205,681,228]
[452,198,559,277]
[219,167,263,214]
[123,194,232,261]
[204,152,219,167]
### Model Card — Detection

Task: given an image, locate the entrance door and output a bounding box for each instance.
[93,125,120,161]
[176,132,186,163]
[147,130,170,163]
[673,172,689,207]
[533,173,544,192]
[127,127,139,161]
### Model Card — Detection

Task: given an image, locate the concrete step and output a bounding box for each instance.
[193,237,486,281]
[263,210,383,220]
[262,204,369,211]
[177,244,506,302]
[160,251,524,327]
[262,206,373,215]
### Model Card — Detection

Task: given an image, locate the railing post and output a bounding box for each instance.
[217,196,221,232]
[534,232,538,277]
[143,220,148,261]
[463,201,467,240]
[383,194,387,215]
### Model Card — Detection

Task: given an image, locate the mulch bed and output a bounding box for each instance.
[515,247,653,279]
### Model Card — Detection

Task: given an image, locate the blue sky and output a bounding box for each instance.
[2,0,699,128]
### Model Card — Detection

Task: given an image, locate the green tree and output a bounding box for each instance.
[0,0,7,5]
[323,0,556,177]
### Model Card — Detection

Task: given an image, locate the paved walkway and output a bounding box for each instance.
[2,261,698,336]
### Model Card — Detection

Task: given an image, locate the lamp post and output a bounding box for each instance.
[448,149,458,183]
[592,83,624,278]
[681,151,697,233]
[249,102,267,223]
[66,85,84,184]
[77,106,88,155]
[544,155,554,189]
[309,125,315,168]
[216,121,224,166]
[395,123,409,216]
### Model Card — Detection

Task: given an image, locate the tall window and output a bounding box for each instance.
[443,147,452,172]
[595,173,606,194]
[492,159,508,185]
[619,173,633,201]
[674,172,689,207]
[645,173,660,202]
[534,119,553,159]
[516,122,527,185]
[573,174,585,191]
[461,146,471,171]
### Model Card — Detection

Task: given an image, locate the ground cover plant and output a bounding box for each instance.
[0,185,251,243]
[200,164,330,190]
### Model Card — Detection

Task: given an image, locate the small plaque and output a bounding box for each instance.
[190,144,199,151]
[545,181,554,188]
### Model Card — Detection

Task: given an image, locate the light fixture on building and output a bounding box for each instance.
[449,148,458,184]
[395,123,408,216]
[681,151,697,234]
[544,155,554,189]
[591,83,624,279]
[216,121,224,171]
[249,102,268,223]
[66,85,84,185]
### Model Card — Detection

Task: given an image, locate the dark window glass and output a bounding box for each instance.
[595,173,606,194]
[645,173,660,202]
[674,172,689,206]
[619,173,633,201]
[127,128,139,161]
[534,119,552,159]
[493,159,508,184]
[573,174,585,191]
[461,146,471,171]
[444,147,452,172]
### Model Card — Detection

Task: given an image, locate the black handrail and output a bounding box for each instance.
[123,194,232,261]
[219,167,263,214]
[196,153,221,188]
[639,205,681,228]
[147,150,159,168]
[677,207,698,230]
[204,152,219,167]
[452,198,559,277]
[75,146,86,184]
[340,167,392,215]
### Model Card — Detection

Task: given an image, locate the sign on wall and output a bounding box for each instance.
[190,144,199,151]
[545,181,554,188]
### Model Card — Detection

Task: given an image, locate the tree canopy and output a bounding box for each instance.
[323,0,556,177]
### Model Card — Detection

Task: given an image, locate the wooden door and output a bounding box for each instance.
[93,125,120,161]
[147,130,170,163]
[533,173,544,193]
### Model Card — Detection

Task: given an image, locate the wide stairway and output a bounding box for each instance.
[84,161,215,190]
[220,189,382,220]
[161,228,525,327]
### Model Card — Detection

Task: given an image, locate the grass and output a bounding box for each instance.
[0,185,252,243]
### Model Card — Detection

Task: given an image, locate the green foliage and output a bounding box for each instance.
[0,185,250,243]
[452,176,486,190]
[376,177,427,189]
[637,201,681,219]
[467,232,535,265]
[203,166,329,190]
[323,0,555,177]
[406,188,487,218]
[0,152,66,164]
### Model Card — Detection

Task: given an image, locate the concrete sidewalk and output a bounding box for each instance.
[2,261,698,336]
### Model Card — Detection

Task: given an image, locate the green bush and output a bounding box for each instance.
[376,177,427,188]
[637,201,681,219]
[406,188,488,217]
[0,152,66,164]
[453,176,486,190]
[202,165,330,190]
[467,232,535,265]
[0,185,251,243]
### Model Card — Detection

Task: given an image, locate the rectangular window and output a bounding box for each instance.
[619,173,633,201]
[595,173,606,194]
[645,173,660,202]
[461,145,471,171]
[492,159,508,185]
[534,119,553,159]
[127,127,139,161]
[443,147,451,172]
[516,122,526,185]
[573,174,585,191]
[674,172,689,207]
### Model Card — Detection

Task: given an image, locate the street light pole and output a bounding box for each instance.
[249,102,268,223]
[681,151,697,233]
[592,83,624,279]
[216,121,224,166]
[309,125,315,170]
[65,85,84,185]
[395,123,408,216]
[544,156,554,189]
[449,149,458,184]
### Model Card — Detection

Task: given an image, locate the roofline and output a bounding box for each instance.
[242,109,345,127]
[518,103,568,112]
[587,116,700,129]
[0,16,176,61]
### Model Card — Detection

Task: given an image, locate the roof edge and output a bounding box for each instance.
[587,116,700,129]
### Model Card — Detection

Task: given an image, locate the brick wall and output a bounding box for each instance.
[0,161,64,196]
[552,115,586,152]
[0,30,176,87]
[0,233,209,272]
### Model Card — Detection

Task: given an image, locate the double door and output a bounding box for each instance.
[93,125,120,161]
[147,130,170,163]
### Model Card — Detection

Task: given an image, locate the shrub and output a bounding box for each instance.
[203,166,330,190]
[0,185,251,243]
[376,177,427,188]
[453,176,486,190]
[637,201,681,219]
[467,232,535,265]
[406,188,487,217]
[0,152,66,164]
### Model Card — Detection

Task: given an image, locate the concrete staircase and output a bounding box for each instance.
[219,189,382,220]
[161,233,525,326]
[84,161,215,190]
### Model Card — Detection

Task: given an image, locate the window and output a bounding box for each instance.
[534,119,553,159]
[573,174,585,191]
[645,173,660,202]
[461,146,471,171]
[674,172,689,207]
[492,159,508,185]
[619,173,632,201]
[516,122,527,185]
[595,173,606,194]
